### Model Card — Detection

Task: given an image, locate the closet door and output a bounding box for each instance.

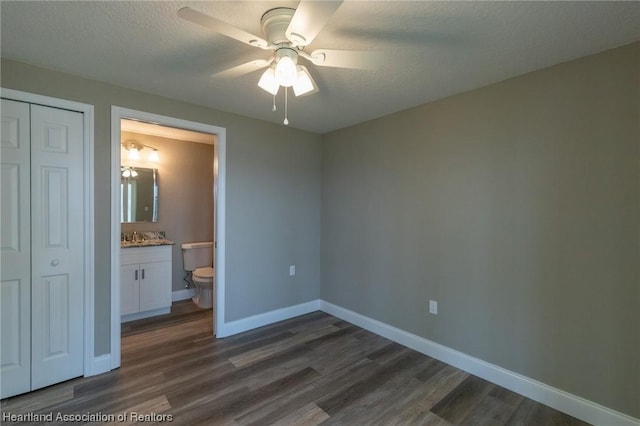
[29,104,84,390]
[0,99,32,398]
[1,100,85,397]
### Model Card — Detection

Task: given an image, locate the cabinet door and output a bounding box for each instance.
[120,264,140,315]
[139,261,171,312]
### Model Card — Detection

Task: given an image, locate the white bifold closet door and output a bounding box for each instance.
[1,98,84,398]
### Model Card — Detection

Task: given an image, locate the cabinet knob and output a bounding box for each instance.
[51,259,60,267]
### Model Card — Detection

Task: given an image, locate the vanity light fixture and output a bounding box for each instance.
[122,140,160,162]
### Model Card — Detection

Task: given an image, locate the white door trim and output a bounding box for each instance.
[110,106,226,369]
[0,87,96,377]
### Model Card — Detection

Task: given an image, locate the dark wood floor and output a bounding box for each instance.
[2,300,589,425]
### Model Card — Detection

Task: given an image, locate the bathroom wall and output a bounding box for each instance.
[121,131,215,293]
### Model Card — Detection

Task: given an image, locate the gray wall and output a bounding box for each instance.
[0,58,322,356]
[121,131,215,293]
[321,42,640,418]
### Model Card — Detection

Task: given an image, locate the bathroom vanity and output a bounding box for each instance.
[120,241,173,322]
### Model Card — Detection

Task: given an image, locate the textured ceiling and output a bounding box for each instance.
[1,1,639,134]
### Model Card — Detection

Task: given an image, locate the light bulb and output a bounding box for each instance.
[128,148,140,160]
[275,56,297,87]
[149,149,160,162]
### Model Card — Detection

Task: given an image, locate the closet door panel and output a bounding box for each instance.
[30,104,84,390]
[0,99,31,398]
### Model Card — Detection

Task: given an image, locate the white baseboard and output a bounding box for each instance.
[216,300,320,338]
[121,307,171,323]
[319,300,639,426]
[172,288,196,302]
[86,354,111,377]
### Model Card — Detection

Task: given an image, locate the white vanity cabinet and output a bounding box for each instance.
[120,245,172,322]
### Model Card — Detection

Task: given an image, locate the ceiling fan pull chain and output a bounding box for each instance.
[272,92,277,112]
[284,87,289,125]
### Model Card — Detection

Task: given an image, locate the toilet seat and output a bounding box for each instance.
[193,266,214,281]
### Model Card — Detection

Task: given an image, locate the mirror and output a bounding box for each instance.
[121,167,158,223]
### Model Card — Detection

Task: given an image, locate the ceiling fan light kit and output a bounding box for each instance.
[273,47,298,87]
[178,1,374,126]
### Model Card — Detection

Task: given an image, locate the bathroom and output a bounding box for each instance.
[120,119,216,327]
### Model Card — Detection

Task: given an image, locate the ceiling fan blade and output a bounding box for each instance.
[211,59,272,78]
[309,49,383,70]
[178,7,269,49]
[285,0,342,47]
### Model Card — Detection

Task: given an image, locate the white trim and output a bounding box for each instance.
[172,288,196,302]
[216,300,321,338]
[90,354,111,376]
[110,106,226,370]
[0,88,96,378]
[319,300,640,426]
[110,110,121,370]
[121,308,171,323]
[214,129,227,342]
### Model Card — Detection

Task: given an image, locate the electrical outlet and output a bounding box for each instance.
[289,265,296,276]
[429,300,438,315]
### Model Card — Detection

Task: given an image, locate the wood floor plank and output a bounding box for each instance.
[316,350,431,416]
[0,302,593,426]
[366,341,408,364]
[174,367,322,425]
[371,365,470,424]
[320,373,424,425]
[460,386,524,426]
[234,358,376,426]
[506,397,589,425]
[0,382,75,414]
[102,395,171,426]
[271,402,330,426]
[228,324,340,368]
[431,374,496,423]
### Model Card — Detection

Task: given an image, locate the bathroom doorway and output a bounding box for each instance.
[109,107,226,370]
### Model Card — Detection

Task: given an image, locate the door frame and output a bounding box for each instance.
[0,87,96,376]
[110,107,226,369]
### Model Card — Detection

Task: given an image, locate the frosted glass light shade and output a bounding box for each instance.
[258,68,279,95]
[149,149,160,162]
[275,56,297,87]
[293,66,318,96]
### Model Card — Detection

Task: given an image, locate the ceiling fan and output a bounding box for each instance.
[177,1,380,125]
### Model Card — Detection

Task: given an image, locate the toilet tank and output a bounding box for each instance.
[181,242,213,271]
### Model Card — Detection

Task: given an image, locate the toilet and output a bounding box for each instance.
[181,242,214,309]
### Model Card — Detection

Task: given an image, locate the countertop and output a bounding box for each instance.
[121,239,175,248]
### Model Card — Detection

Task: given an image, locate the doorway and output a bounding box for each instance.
[110,107,226,370]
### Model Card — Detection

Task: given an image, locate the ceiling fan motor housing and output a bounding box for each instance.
[261,7,296,45]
